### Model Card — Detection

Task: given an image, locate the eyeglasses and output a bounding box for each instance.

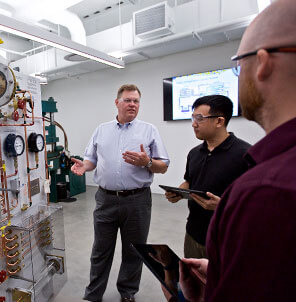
[191,114,223,123]
[231,46,296,76]
[119,98,140,104]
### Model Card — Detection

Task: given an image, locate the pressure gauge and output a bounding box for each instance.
[28,133,45,152]
[0,64,16,107]
[4,134,25,157]
[0,71,7,98]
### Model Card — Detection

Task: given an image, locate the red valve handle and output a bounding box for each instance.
[12,111,19,121]
[17,99,25,109]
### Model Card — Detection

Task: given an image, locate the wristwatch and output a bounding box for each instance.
[145,157,153,168]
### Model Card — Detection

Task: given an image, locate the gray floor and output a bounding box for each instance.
[53,186,189,302]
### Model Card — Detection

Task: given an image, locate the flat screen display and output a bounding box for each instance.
[163,68,241,121]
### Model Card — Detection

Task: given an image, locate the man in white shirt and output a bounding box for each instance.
[72,84,169,302]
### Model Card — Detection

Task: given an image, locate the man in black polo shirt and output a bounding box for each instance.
[165,95,250,258]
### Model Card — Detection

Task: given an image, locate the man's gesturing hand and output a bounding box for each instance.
[122,144,150,167]
[71,158,86,176]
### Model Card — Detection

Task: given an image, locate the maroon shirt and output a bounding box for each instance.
[206,118,296,301]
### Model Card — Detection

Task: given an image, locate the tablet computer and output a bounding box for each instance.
[159,185,210,200]
[131,243,205,301]
[132,243,182,299]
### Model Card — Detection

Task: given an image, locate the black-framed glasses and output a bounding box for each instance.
[231,46,296,76]
[191,114,223,123]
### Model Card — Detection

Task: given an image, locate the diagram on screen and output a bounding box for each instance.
[172,69,238,120]
[178,81,231,112]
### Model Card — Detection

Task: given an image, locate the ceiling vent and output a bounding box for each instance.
[133,1,175,40]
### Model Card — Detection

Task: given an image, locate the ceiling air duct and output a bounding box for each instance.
[133,1,175,40]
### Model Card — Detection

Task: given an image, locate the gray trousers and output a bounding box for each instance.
[84,187,152,301]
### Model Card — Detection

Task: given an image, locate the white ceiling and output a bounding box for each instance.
[69,0,193,35]
[0,0,260,82]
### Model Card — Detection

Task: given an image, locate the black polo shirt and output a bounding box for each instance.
[184,132,250,245]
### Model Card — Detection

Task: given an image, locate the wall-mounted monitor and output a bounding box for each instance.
[163,68,241,121]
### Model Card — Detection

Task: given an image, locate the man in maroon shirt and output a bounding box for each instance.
[178,0,296,301]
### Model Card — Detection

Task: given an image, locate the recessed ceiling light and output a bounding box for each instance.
[105,6,112,10]
[94,10,100,14]
[83,15,89,18]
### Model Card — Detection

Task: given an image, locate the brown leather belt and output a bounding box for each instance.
[99,186,147,197]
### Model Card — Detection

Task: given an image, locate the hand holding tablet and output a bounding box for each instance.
[159,185,210,200]
[131,243,205,301]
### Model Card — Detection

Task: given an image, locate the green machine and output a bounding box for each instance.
[42,97,86,203]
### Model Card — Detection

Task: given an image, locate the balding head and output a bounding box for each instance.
[238,0,296,55]
[236,0,296,133]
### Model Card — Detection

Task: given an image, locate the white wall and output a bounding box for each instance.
[41,40,265,193]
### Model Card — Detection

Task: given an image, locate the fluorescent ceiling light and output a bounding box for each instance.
[0,13,125,69]
[108,51,131,59]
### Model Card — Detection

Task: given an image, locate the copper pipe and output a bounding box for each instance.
[22,227,51,254]
[19,218,49,234]
[43,116,69,151]
[22,231,51,249]
[10,198,18,208]
[5,242,19,251]
[1,236,5,258]
[0,195,5,212]
[0,123,33,126]
[6,250,19,259]
[0,137,5,189]
[6,258,20,267]
[22,239,42,257]
[22,91,34,124]
[0,137,8,219]
[0,137,10,219]
[28,167,38,171]
[6,170,18,178]
[23,121,32,206]
[0,90,35,127]
[30,116,50,205]
[4,234,18,242]
[3,229,11,237]
[2,168,10,220]
[7,266,21,275]
[20,222,49,241]
[21,240,30,249]
[0,217,8,224]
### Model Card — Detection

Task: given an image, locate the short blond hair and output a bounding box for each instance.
[117,84,141,99]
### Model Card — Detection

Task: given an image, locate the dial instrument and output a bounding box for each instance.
[4,133,25,157]
[0,71,7,98]
[28,133,45,152]
[0,64,16,107]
